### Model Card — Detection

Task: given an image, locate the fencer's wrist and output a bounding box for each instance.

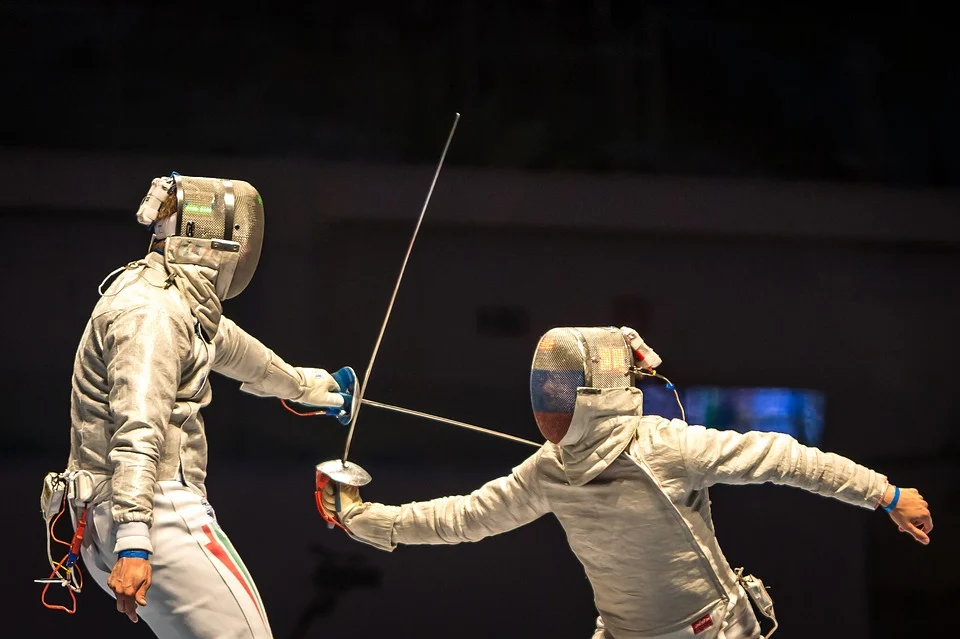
[117,549,150,560]
[115,521,154,554]
[873,480,890,510]
[336,502,359,526]
[878,484,895,509]
[240,358,304,399]
[882,485,901,513]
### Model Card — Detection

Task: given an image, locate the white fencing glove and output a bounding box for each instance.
[242,363,355,424]
[295,368,345,407]
[321,482,362,520]
[294,367,355,425]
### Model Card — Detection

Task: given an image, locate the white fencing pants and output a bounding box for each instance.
[80,481,273,639]
[591,587,762,638]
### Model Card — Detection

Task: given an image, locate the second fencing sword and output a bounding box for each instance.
[315,112,461,492]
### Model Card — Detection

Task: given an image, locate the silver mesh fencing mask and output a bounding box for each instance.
[530,327,635,443]
[151,174,264,299]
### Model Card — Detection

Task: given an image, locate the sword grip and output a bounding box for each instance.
[314,471,346,532]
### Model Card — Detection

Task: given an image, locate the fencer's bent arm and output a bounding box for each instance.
[104,306,186,549]
[212,316,308,399]
[676,422,887,509]
[341,452,550,551]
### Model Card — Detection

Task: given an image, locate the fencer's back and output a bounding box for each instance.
[68,253,215,505]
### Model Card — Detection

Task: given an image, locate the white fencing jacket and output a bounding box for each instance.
[340,387,887,638]
[69,251,316,553]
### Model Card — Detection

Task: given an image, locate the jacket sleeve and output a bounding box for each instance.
[341,452,550,552]
[104,305,188,549]
[676,422,887,510]
[212,316,305,399]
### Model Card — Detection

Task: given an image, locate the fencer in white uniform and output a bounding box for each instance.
[323,326,933,638]
[62,175,352,638]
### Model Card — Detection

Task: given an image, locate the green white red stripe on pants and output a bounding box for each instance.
[201,522,269,625]
[80,481,273,638]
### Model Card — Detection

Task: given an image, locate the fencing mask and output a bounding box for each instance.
[530,326,659,443]
[136,174,264,299]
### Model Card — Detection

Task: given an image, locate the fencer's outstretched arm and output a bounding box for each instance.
[212,315,344,408]
[674,422,933,543]
[333,452,550,552]
[676,423,884,505]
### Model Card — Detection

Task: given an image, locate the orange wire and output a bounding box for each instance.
[280,399,325,417]
[314,477,348,531]
[285,399,350,531]
[327,513,348,532]
[323,510,348,532]
[41,492,83,613]
[49,496,71,548]
[41,555,77,614]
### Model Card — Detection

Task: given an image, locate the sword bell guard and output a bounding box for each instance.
[315,459,372,487]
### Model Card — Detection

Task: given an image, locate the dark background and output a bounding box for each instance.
[2,2,957,637]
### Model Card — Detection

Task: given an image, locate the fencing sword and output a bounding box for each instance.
[288,395,539,447]
[315,113,461,495]
[360,398,540,448]
[285,395,541,448]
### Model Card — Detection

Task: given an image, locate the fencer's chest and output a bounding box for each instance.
[180,329,216,399]
[543,455,723,630]
[547,456,680,537]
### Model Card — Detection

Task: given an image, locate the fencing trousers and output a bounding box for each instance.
[80,481,273,639]
[591,586,763,638]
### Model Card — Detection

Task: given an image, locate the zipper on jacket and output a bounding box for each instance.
[625,449,731,606]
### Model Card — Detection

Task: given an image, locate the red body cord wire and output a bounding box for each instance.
[282,399,349,530]
[41,501,87,614]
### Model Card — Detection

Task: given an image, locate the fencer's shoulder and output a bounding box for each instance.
[90,288,193,347]
[91,265,191,324]
[94,302,192,341]
[635,414,687,436]
[530,443,562,475]
[520,446,549,472]
[632,415,690,454]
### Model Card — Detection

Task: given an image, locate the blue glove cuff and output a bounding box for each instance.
[882,485,901,513]
[331,367,357,395]
[117,549,150,560]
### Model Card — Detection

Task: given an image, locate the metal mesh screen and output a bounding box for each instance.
[530,327,634,443]
[228,180,264,298]
[531,329,585,407]
[577,327,633,389]
[177,176,226,242]
[531,328,586,442]
[174,175,264,298]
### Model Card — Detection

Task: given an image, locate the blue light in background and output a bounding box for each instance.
[638,384,825,447]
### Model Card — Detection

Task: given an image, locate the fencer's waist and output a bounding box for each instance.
[600,589,751,638]
[65,468,204,503]
[59,470,111,507]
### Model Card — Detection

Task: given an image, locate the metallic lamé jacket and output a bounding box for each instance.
[340,387,888,638]
[68,252,307,551]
